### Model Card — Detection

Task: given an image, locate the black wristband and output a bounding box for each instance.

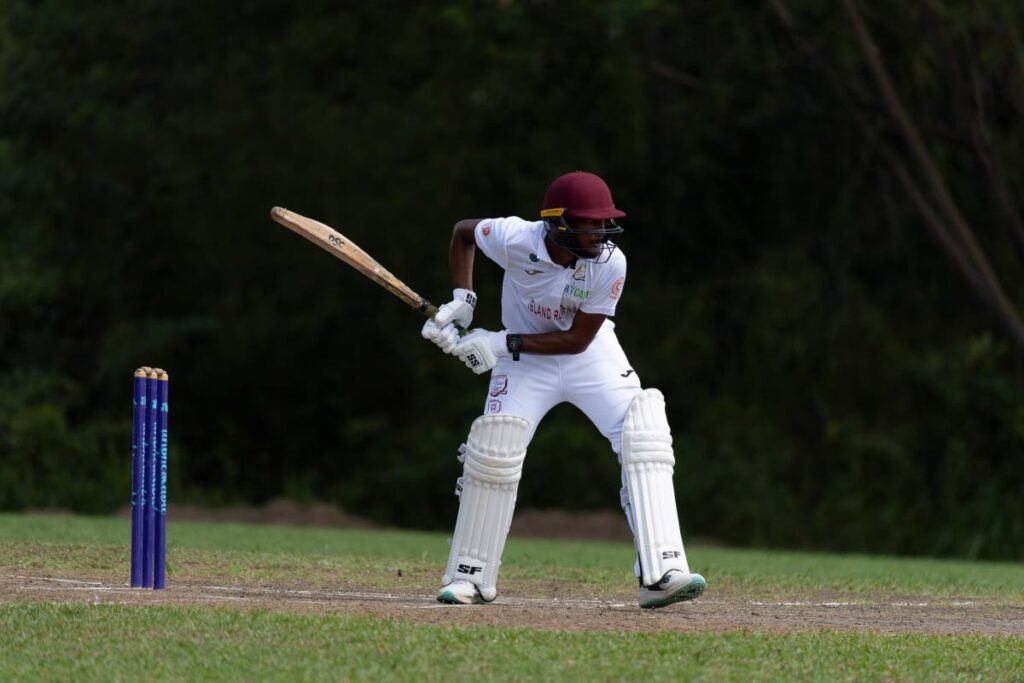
[506,334,523,361]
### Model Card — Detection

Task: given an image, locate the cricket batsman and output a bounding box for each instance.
[422,171,706,608]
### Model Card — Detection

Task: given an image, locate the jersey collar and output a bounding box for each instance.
[531,226,557,265]
[535,227,581,269]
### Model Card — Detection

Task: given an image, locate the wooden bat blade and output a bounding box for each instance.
[271,206,437,317]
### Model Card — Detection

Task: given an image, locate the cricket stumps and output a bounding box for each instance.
[131,366,169,589]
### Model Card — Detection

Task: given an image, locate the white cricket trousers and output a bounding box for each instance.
[478,326,662,579]
[480,326,642,454]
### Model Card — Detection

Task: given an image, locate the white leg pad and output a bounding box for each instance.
[621,389,690,586]
[442,414,530,602]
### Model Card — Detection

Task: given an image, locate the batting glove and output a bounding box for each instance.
[422,318,460,354]
[433,288,477,329]
[454,329,509,374]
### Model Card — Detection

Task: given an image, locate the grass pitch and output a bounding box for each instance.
[1,513,1022,681]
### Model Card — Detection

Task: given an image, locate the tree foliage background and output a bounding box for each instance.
[2,1,1022,558]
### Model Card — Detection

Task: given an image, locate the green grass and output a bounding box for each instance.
[2,513,1021,601]
[1,513,1023,681]
[1,603,1022,682]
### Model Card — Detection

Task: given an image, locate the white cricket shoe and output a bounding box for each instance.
[437,580,486,605]
[638,570,706,609]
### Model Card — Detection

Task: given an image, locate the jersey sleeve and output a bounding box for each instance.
[580,252,627,316]
[474,217,524,270]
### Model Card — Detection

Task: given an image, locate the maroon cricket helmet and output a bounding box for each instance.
[540,171,627,221]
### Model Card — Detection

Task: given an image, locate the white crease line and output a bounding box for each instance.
[202,585,427,602]
[478,599,636,611]
[8,579,1005,612]
[18,586,138,593]
[191,594,251,601]
[197,585,630,609]
[13,581,631,610]
[131,582,633,609]
[12,575,106,586]
[746,601,995,609]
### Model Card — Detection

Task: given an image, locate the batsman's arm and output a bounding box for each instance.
[450,219,480,290]
[516,311,605,355]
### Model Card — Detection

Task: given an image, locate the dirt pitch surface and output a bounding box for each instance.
[3,573,1022,636]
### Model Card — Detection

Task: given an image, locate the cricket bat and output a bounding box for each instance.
[271,206,439,319]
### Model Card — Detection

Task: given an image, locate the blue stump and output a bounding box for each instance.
[143,370,158,587]
[154,370,169,589]
[130,368,149,587]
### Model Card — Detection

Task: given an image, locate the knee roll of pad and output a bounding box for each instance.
[442,414,530,602]
[621,388,689,586]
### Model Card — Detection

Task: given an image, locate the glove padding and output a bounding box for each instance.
[422,318,460,354]
[454,329,509,374]
[434,288,477,329]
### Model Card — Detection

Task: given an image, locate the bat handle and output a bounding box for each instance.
[420,300,468,336]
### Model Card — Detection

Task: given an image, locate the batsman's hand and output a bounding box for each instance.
[434,288,477,328]
[454,329,509,374]
[422,318,459,354]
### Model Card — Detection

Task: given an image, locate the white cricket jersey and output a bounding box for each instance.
[474,217,627,335]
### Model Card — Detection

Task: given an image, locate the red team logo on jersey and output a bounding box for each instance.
[610,276,625,300]
[482,224,492,236]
